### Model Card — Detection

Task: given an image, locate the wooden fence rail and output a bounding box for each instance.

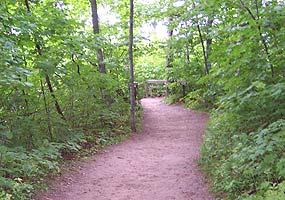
[134,80,188,99]
[145,79,168,97]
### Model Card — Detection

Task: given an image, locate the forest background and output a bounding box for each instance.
[0,0,285,200]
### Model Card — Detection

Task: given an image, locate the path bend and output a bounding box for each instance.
[38,98,213,200]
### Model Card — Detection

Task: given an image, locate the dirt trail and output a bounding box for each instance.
[38,98,213,200]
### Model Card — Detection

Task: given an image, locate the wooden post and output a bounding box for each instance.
[145,80,169,97]
[129,0,136,132]
[145,82,149,97]
[182,85,186,97]
[180,81,188,97]
[166,80,169,97]
[134,82,138,100]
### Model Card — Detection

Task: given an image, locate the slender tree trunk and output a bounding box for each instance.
[166,17,174,96]
[186,35,190,64]
[45,74,66,120]
[192,2,209,75]
[240,0,274,77]
[205,17,213,70]
[129,0,136,132]
[90,0,106,73]
[25,0,66,121]
[35,44,66,121]
[40,80,53,139]
[184,31,193,64]
[197,23,209,75]
[166,17,173,68]
[24,0,30,12]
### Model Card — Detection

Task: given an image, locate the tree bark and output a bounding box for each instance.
[240,0,274,77]
[90,0,106,73]
[40,80,53,139]
[205,17,213,70]
[197,23,209,75]
[24,0,30,12]
[166,17,174,96]
[45,74,66,120]
[166,17,173,68]
[25,0,66,121]
[192,2,210,75]
[129,0,136,132]
[186,35,190,64]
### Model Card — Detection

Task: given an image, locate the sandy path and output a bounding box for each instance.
[38,98,213,200]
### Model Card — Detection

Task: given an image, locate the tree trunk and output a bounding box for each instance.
[90,0,106,73]
[186,44,190,64]
[197,23,209,75]
[240,0,274,77]
[192,2,209,75]
[25,0,66,121]
[45,74,66,120]
[205,17,213,70]
[166,17,174,96]
[166,17,173,68]
[40,80,53,139]
[24,0,30,12]
[129,0,136,132]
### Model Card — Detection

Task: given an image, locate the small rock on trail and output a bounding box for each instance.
[37,98,213,200]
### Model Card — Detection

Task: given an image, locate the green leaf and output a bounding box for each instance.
[252,81,265,90]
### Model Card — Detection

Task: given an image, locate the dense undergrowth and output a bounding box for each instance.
[0,94,142,200]
[0,0,144,199]
[160,0,285,199]
[200,82,285,199]
[2,0,285,199]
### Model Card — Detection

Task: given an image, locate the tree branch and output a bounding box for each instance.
[24,0,30,12]
[240,0,274,77]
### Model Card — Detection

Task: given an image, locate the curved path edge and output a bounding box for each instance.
[37,98,213,200]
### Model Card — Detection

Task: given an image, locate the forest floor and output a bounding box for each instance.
[37,97,213,200]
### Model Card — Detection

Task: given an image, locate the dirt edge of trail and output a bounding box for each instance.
[36,97,214,200]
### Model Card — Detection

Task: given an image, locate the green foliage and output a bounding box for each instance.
[1,0,284,199]
[244,181,285,200]
[155,0,285,199]
[201,119,285,199]
[135,53,166,83]
[0,0,138,199]
[0,143,62,199]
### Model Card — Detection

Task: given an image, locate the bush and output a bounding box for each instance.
[201,117,285,199]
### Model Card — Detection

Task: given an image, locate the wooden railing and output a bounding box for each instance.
[134,79,188,99]
[145,79,168,97]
